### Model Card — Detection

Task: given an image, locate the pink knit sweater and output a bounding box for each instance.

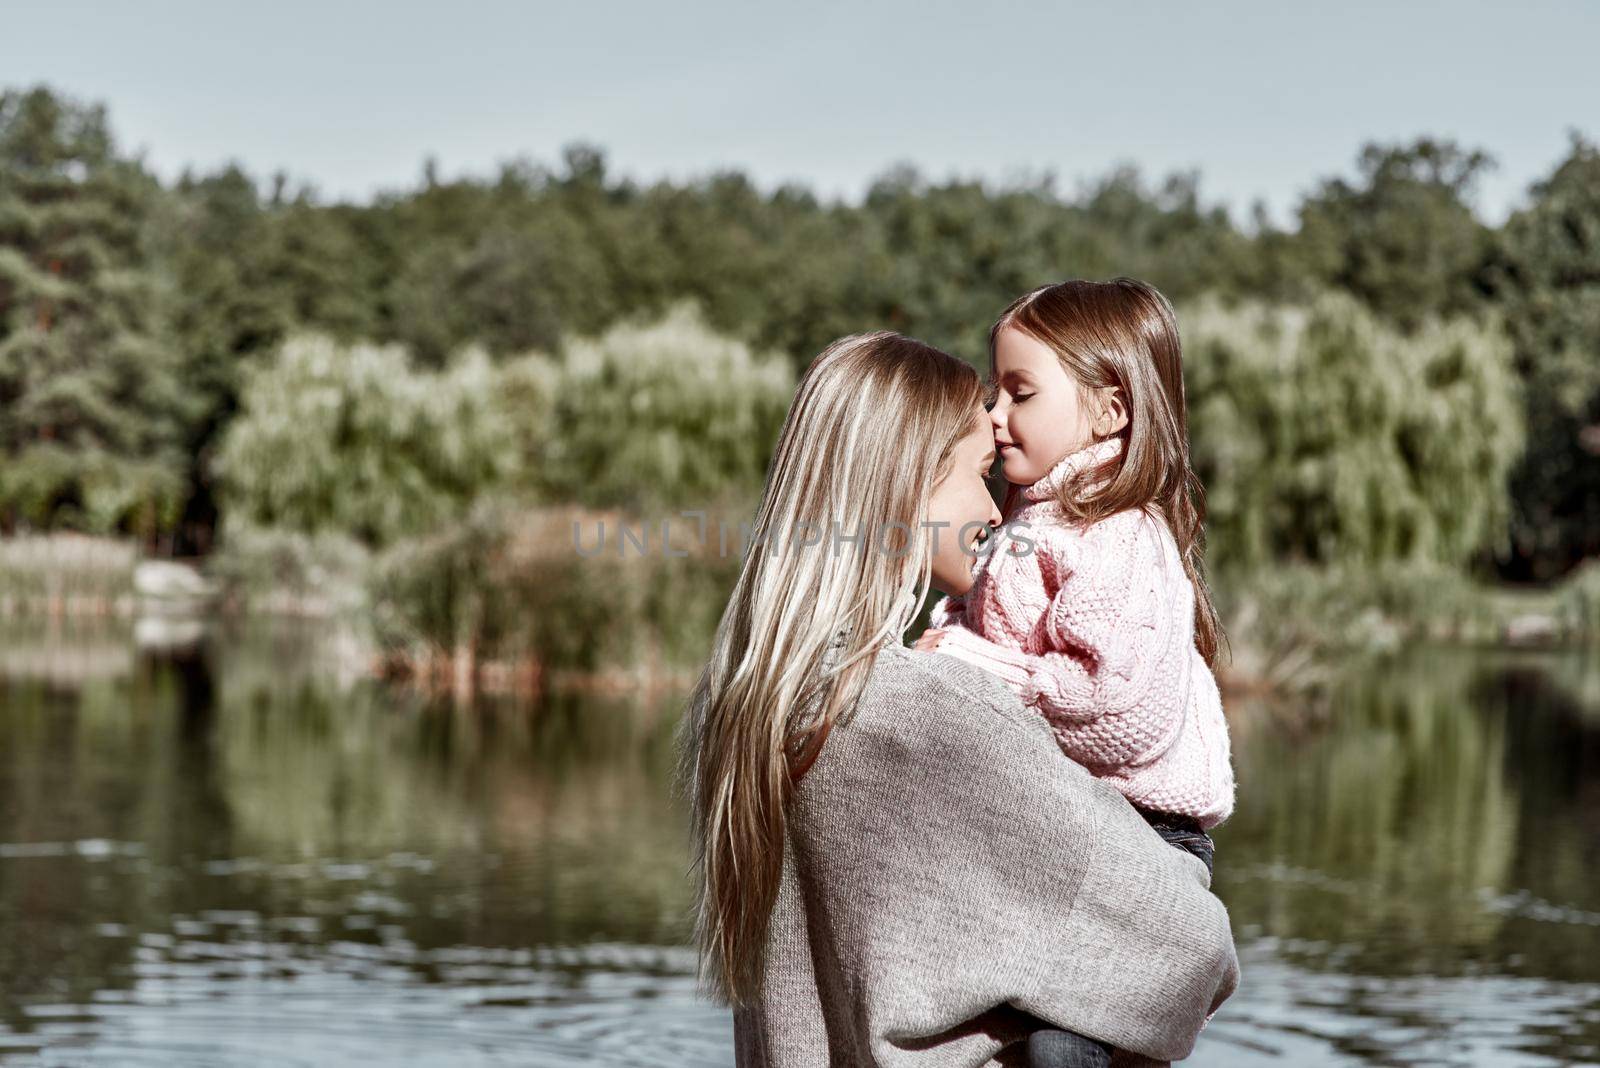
[929,436,1236,830]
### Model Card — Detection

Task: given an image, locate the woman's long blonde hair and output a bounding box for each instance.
[992,278,1225,667]
[676,331,985,1008]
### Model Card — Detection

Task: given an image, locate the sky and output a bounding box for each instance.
[3,0,1596,227]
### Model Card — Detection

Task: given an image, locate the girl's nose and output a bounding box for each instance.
[987,497,1002,529]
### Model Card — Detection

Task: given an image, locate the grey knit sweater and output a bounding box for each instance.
[732,641,1239,1067]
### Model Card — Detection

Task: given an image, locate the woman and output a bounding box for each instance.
[677,331,1238,1066]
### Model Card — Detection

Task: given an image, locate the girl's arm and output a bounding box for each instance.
[929,513,1187,767]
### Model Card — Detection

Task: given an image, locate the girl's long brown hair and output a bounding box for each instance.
[676,331,986,1009]
[992,278,1225,667]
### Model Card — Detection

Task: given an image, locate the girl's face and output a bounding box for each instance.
[989,325,1111,486]
[924,409,1002,596]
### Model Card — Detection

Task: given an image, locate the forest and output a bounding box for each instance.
[2,83,1596,685]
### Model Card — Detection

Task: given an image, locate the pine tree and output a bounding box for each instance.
[0,85,193,543]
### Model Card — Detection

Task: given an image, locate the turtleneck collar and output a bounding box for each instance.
[1022,435,1126,504]
[823,589,918,666]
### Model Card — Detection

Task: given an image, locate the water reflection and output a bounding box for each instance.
[1205,648,1600,1065]
[0,621,1595,1065]
[0,617,720,1065]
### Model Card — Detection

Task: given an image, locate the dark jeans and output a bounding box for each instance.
[1135,804,1216,878]
[1025,807,1217,1068]
[1026,1028,1111,1068]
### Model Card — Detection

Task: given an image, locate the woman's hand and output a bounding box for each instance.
[913,627,947,653]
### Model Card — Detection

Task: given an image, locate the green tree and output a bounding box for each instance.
[0,85,194,540]
[387,226,566,367]
[372,147,632,364]
[1483,132,1600,579]
[152,165,299,553]
[212,334,519,549]
[154,167,391,551]
[1293,139,1496,331]
[1185,293,1523,571]
[530,302,794,509]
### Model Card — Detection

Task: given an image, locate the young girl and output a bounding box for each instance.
[914,278,1235,1068]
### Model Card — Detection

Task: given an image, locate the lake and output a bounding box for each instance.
[0,617,1596,1066]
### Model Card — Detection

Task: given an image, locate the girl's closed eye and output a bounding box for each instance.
[1012,392,1033,403]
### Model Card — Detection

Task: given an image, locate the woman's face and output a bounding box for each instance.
[925,409,1002,595]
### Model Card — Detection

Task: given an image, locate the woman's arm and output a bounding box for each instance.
[790,645,1238,1063]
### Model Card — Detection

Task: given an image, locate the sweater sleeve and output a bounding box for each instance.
[931,513,1186,768]
[788,646,1239,1063]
